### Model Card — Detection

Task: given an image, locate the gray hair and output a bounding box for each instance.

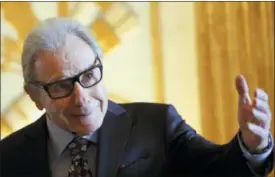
[21,17,103,83]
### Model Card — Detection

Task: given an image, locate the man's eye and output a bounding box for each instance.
[85,72,94,79]
[58,82,71,89]
[51,81,72,90]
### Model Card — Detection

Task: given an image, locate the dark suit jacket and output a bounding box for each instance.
[1,101,274,177]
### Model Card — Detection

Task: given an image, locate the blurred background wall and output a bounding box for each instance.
[1,2,274,176]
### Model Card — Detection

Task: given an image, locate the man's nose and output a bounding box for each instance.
[72,82,89,106]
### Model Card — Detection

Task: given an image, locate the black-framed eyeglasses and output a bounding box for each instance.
[28,57,103,99]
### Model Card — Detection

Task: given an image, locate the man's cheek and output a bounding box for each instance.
[95,84,108,102]
[60,109,70,128]
[47,102,59,115]
[45,100,63,115]
[54,97,71,108]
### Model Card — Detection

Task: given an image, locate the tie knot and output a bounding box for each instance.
[67,137,91,156]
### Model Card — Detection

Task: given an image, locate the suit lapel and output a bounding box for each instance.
[97,101,133,177]
[23,115,51,177]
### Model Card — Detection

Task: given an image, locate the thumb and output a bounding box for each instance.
[235,75,252,105]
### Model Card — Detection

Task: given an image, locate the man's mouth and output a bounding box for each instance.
[71,104,99,118]
[71,113,91,117]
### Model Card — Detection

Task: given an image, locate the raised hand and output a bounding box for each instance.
[235,75,271,151]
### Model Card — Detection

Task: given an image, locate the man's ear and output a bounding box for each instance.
[24,84,44,110]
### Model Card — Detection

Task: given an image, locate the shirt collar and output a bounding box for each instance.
[46,115,98,156]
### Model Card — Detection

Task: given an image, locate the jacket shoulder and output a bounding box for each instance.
[119,102,172,113]
[1,125,29,153]
[118,102,181,128]
[0,117,45,153]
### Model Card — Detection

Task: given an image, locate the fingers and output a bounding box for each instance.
[250,96,271,129]
[235,75,272,130]
[242,98,271,129]
[235,75,252,105]
[252,108,266,122]
[254,88,268,102]
[235,75,249,96]
[251,108,270,129]
[253,89,271,121]
[247,122,269,138]
[253,98,271,116]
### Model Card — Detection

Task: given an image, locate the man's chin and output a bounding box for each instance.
[74,129,93,136]
[74,124,101,136]
[68,114,103,135]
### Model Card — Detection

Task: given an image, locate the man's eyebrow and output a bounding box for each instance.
[79,57,100,73]
[44,74,68,84]
[43,56,100,84]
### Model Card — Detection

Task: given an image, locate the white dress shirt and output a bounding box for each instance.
[47,117,98,177]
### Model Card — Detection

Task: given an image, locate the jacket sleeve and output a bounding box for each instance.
[164,104,274,177]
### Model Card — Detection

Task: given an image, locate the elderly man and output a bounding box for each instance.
[1,17,274,177]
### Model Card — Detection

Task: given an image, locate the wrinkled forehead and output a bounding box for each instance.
[34,35,98,83]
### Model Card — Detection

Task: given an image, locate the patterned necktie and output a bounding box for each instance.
[67,137,93,177]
